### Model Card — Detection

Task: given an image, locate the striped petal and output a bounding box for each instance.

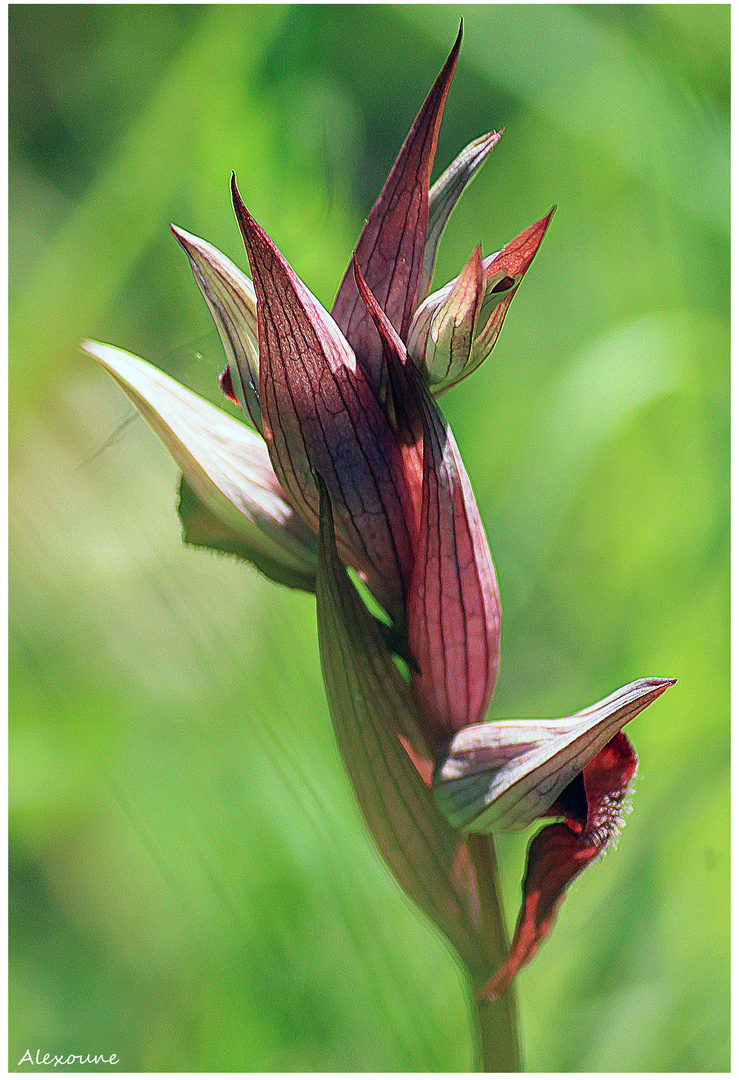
[407,389,501,743]
[351,258,500,749]
[170,225,263,434]
[231,178,414,626]
[433,677,676,833]
[83,340,318,590]
[331,22,463,389]
[315,473,491,975]
[419,130,502,303]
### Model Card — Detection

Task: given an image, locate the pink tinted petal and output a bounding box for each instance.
[480,731,638,1000]
[351,257,500,748]
[410,245,485,390]
[471,210,555,369]
[408,394,501,745]
[231,178,415,624]
[332,23,463,387]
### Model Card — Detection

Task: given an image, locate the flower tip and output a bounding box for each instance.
[641,675,677,693]
[230,172,249,222]
[170,223,197,257]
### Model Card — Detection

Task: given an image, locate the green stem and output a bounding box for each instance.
[467,834,521,1071]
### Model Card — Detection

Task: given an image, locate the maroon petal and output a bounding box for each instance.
[480,731,638,1000]
[231,177,415,625]
[352,258,500,749]
[408,389,501,745]
[331,22,463,388]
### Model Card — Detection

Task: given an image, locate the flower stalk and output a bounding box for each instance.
[85,20,674,1070]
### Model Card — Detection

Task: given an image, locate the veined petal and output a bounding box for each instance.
[351,259,500,748]
[406,245,484,391]
[468,209,555,375]
[419,130,502,303]
[408,390,501,743]
[331,23,463,389]
[315,473,490,975]
[433,677,676,833]
[231,179,415,626]
[83,341,317,590]
[170,225,263,434]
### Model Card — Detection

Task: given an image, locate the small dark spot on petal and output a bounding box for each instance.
[491,275,515,293]
[218,364,240,406]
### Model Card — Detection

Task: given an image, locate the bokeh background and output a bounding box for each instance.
[10,4,729,1071]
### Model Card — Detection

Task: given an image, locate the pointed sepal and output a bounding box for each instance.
[231,179,415,626]
[419,130,502,302]
[83,341,318,589]
[170,225,263,434]
[331,22,463,388]
[433,677,676,833]
[468,209,555,375]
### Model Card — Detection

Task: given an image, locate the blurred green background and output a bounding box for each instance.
[9,4,729,1071]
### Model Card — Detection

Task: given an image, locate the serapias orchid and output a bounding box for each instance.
[84,22,673,1068]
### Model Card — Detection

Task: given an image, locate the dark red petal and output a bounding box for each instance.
[485,209,556,288]
[408,391,501,745]
[352,258,500,748]
[480,731,638,1000]
[231,177,415,625]
[218,364,240,406]
[331,23,463,387]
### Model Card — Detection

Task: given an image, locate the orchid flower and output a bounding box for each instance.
[84,22,673,1070]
